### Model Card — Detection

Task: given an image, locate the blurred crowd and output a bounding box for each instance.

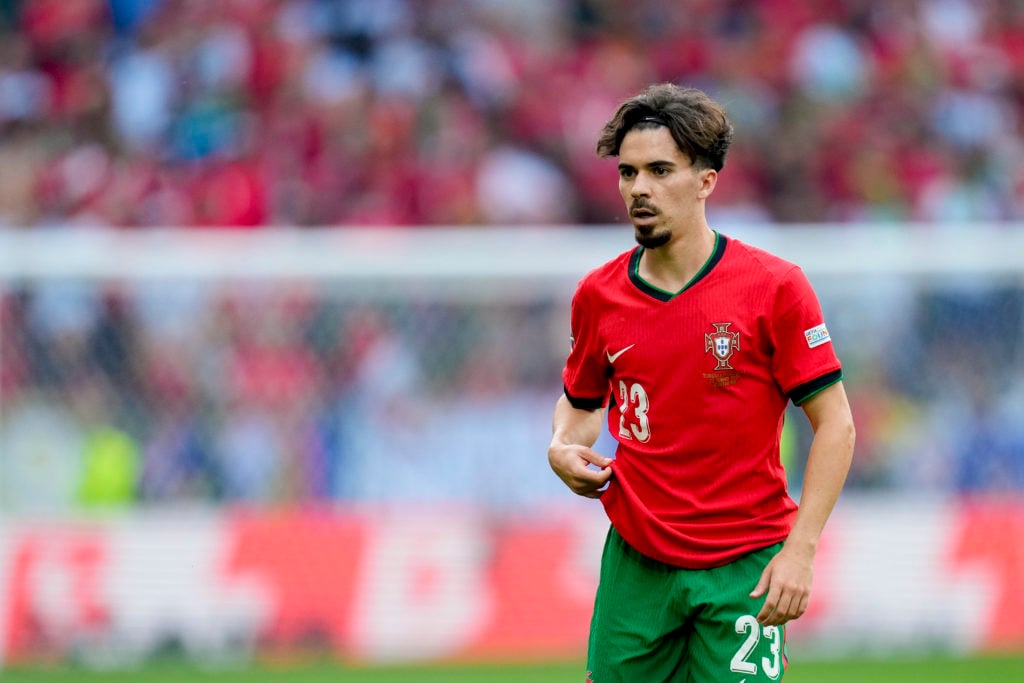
[0,282,572,511]
[2,274,1024,513]
[0,0,1023,229]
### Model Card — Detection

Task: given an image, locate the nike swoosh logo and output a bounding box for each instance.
[606,345,635,364]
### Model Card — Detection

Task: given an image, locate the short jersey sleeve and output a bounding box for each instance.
[770,266,843,405]
[561,283,609,410]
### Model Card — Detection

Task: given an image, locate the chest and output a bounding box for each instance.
[597,292,774,385]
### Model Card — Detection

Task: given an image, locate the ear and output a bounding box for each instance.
[697,169,718,199]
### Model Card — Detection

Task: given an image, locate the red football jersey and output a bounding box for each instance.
[562,233,842,569]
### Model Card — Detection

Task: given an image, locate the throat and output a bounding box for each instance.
[637,230,717,294]
[638,258,698,294]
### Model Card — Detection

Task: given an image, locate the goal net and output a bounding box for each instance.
[5,224,1021,508]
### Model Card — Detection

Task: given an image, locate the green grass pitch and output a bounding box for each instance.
[4,654,1024,682]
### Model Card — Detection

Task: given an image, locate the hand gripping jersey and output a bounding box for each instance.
[563,233,842,569]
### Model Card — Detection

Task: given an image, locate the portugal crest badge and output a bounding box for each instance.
[705,322,740,370]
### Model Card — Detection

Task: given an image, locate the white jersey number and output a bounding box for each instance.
[616,380,650,443]
[730,615,783,679]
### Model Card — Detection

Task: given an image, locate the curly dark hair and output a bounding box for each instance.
[595,83,734,171]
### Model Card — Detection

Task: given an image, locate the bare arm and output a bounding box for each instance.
[752,380,856,625]
[548,394,614,499]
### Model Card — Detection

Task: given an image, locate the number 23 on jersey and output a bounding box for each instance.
[617,380,651,443]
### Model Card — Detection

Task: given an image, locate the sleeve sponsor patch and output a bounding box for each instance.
[804,323,832,348]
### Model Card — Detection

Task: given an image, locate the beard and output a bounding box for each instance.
[634,223,671,249]
[630,199,669,248]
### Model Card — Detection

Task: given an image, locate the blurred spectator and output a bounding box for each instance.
[475,145,577,224]
[79,424,140,507]
[70,370,142,508]
[0,394,84,513]
[214,401,283,502]
[333,306,433,501]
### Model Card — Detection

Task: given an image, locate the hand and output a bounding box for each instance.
[749,543,814,626]
[547,443,613,499]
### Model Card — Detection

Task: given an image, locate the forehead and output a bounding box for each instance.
[619,126,687,165]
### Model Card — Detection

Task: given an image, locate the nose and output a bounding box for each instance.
[630,171,652,197]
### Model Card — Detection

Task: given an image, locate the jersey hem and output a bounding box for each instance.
[610,520,791,570]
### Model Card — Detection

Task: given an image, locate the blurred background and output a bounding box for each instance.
[1,0,1024,677]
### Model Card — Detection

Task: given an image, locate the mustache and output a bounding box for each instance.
[630,200,658,214]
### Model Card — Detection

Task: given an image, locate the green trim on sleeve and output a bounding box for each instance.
[564,385,605,411]
[790,369,843,406]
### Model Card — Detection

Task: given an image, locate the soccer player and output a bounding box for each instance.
[548,83,856,682]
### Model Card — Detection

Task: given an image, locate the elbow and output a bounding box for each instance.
[817,410,856,461]
[839,415,857,463]
[844,414,857,448]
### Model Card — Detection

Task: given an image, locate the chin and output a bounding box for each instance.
[634,227,671,249]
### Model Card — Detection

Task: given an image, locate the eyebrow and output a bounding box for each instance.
[618,160,678,171]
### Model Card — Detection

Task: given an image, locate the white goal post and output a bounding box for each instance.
[1,224,1023,287]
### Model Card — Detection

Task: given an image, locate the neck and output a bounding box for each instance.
[639,226,716,292]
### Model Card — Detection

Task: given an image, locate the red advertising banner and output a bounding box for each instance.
[1,499,1022,666]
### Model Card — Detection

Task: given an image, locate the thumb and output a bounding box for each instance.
[749,566,771,598]
[582,449,613,469]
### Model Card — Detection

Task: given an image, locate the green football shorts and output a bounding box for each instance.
[586,526,787,682]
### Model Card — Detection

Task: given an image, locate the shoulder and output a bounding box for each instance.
[719,235,822,313]
[723,235,801,280]
[721,235,819,300]
[574,248,636,296]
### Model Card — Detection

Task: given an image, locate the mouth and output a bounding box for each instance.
[630,207,658,226]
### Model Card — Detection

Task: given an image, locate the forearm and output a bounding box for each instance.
[549,394,612,498]
[787,416,855,551]
[754,384,855,625]
[550,393,604,448]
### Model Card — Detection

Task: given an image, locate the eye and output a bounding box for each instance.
[652,166,670,176]
[619,167,636,179]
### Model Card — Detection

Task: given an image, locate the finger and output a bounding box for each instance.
[768,592,796,626]
[772,587,810,625]
[749,566,771,599]
[580,449,613,468]
[576,465,612,487]
[756,585,780,624]
[577,481,608,499]
[780,594,809,623]
[570,467,612,495]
